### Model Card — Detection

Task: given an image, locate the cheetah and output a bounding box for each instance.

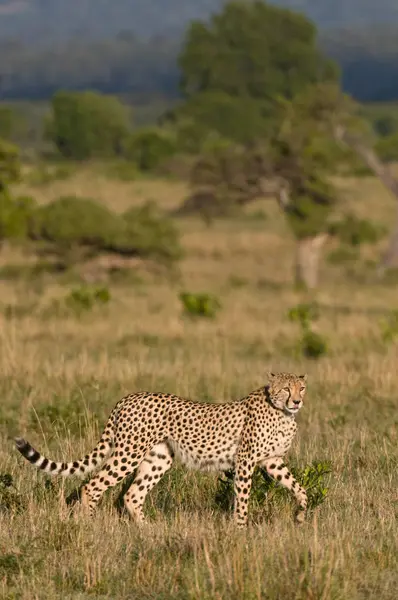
[14,372,308,528]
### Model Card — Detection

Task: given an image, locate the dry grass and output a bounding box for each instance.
[0,167,397,599]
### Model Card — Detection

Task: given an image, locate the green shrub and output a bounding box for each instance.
[43,286,112,318]
[117,201,183,263]
[288,302,328,359]
[179,292,221,318]
[300,329,328,359]
[380,310,398,343]
[215,461,331,515]
[328,214,385,247]
[30,195,121,253]
[0,193,37,240]
[125,128,177,171]
[30,196,181,266]
[287,302,319,329]
[0,139,20,191]
[0,192,182,269]
[47,91,130,160]
[375,132,398,163]
[65,285,111,315]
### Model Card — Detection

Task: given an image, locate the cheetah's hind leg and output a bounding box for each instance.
[80,448,150,516]
[123,442,173,524]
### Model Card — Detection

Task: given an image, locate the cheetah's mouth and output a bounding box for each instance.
[285,405,300,414]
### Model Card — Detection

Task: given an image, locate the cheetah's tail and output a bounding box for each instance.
[14,414,115,478]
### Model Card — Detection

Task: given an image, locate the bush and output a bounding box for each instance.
[0,139,20,191]
[287,302,319,329]
[328,214,385,247]
[47,90,131,160]
[65,286,111,315]
[300,330,328,359]
[125,128,177,171]
[116,201,183,263]
[380,310,398,343]
[0,193,37,241]
[180,292,221,318]
[215,461,331,516]
[0,193,182,268]
[375,132,398,163]
[30,195,122,260]
[288,302,328,359]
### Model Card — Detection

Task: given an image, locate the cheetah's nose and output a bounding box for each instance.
[293,399,301,405]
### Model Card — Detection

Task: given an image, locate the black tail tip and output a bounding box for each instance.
[15,437,27,450]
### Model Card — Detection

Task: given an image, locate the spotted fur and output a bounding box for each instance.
[15,371,308,527]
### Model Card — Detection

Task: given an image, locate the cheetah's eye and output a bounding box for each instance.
[300,387,305,392]
[283,387,290,393]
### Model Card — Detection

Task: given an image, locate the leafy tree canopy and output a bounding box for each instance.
[47,91,131,160]
[179,1,336,103]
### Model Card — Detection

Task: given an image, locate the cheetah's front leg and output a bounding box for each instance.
[263,457,308,523]
[233,457,255,529]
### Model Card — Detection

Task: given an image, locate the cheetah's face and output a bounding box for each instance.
[266,372,307,415]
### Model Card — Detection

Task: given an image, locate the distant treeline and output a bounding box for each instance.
[1,26,398,102]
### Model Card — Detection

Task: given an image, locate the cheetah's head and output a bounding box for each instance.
[266,372,307,416]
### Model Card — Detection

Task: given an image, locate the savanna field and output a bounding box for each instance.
[0,165,397,599]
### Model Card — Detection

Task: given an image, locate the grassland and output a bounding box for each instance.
[0,165,397,599]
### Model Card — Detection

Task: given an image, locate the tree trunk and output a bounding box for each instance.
[295,233,328,289]
[334,125,398,272]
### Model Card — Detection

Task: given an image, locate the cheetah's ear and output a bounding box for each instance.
[299,374,308,382]
[267,372,276,381]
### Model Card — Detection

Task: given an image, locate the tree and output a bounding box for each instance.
[177,0,336,141]
[180,84,347,289]
[125,128,177,171]
[47,91,131,160]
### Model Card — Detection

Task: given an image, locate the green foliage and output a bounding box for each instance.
[285,180,336,240]
[47,91,131,160]
[0,139,20,192]
[119,202,183,262]
[364,105,398,137]
[180,1,335,103]
[0,194,37,241]
[0,106,21,141]
[65,286,111,315]
[174,92,271,146]
[215,460,331,515]
[31,195,121,257]
[125,128,177,171]
[29,195,182,266]
[328,214,385,246]
[379,310,398,343]
[176,1,336,148]
[375,133,398,163]
[300,329,328,359]
[179,292,221,318]
[288,302,328,359]
[288,302,320,329]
